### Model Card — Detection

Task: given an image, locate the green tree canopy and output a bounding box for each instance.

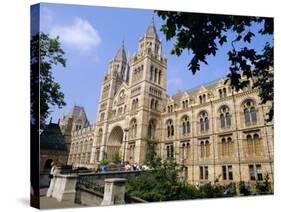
[30,33,66,127]
[156,11,273,121]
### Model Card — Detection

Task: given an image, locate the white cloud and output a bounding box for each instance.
[50,17,101,52]
[40,7,54,31]
[168,77,183,87]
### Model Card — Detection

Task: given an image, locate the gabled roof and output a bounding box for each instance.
[114,42,127,62]
[145,21,159,40]
[40,123,67,151]
[68,105,88,122]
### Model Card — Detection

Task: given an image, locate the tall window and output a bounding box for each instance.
[129,143,136,163]
[245,133,262,156]
[150,99,154,109]
[182,100,188,109]
[243,100,257,125]
[249,164,263,181]
[130,119,137,138]
[182,115,191,136]
[222,165,233,180]
[221,137,234,157]
[167,119,174,138]
[199,111,209,132]
[148,119,156,139]
[181,142,191,162]
[223,88,227,97]
[219,106,231,129]
[150,66,153,81]
[154,100,158,110]
[200,166,209,180]
[166,144,174,159]
[158,70,162,84]
[132,98,139,111]
[200,140,210,159]
[199,95,202,104]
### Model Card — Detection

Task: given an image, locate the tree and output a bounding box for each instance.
[156,11,273,121]
[31,32,66,127]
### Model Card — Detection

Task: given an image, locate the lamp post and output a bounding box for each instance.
[122,128,129,165]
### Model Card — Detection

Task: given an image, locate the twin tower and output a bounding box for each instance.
[93,21,167,164]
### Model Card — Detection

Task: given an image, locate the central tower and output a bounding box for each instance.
[128,20,167,162]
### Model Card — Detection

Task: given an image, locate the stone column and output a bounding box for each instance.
[101,178,127,206]
[51,173,78,203]
[46,167,61,198]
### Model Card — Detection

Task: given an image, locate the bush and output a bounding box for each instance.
[239,181,251,196]
[255,174,272,194]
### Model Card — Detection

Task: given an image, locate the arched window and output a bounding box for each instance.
[243,100,257,125]
[148,119,157,139]
[227,137,233,156]
[223,88,227,97]
[203,94,206,103]
[135,98,139,109]
[205,117,209,131]
[199,95,202,104]
[226,112,231,127]
[154,68,158,82]
[155,100,158,110]
[220,114,225,128]
[250,107,257,124]
[246,134,253,156]
[158,70,161,84]
[221,138,226,157]
[219,89,222,98]
[244,108,250,125]
[219,106,231,129]
[132,99,136,110]
[199,111,209,132]
[150,99,154,109]
[200,141,205,158]
[200,118,204,131]
[150,66,153,81]
[130,119,137,138]
[182,116,191,136]
[205,140,210,158]
[254,133,262,156]
[167,119,174,138]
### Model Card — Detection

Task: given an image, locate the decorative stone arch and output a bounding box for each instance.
[240,97,258,108]
[181,115,191,136]
[106,126,124,160]
[241,98,258,126]
[198,110,209,132]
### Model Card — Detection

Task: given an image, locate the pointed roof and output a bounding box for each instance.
[40,123,67,151]
[114,41,127,61]
[145,19,159,40]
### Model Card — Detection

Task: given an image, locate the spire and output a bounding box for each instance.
[145,16,159,40]
[114,40,127,62]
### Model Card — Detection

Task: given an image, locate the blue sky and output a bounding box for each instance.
[36,3,272,124]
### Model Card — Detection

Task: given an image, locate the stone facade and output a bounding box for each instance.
[61,21,274,184]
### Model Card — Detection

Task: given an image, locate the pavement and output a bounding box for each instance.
[39,188,82,209]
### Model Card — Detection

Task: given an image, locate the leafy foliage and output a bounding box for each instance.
[31,33,66,127]
[111,153,122,165]
[255,173,272,194]
[156,11,273,121]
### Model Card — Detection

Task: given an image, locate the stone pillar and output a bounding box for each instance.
[49,173,78,203]
[101,178,127,206]
[46,167,61,197]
